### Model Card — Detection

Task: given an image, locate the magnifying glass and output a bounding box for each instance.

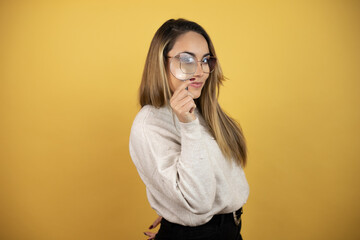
[168,52,197,81]
[168,52,216,79]
[168,52,216,89]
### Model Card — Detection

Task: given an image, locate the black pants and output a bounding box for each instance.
[155,210,243,240]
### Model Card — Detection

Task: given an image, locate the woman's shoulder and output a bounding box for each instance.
[131,105,174,130]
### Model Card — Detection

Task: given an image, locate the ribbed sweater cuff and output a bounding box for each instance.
[178,117,201,139]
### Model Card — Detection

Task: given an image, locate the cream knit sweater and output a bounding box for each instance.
[129,105,249,226]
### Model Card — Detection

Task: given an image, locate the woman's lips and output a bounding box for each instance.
[189,82,203,88]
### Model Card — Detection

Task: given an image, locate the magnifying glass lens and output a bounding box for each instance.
[169,53,196,81]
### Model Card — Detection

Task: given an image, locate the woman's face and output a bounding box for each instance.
[167,31,210,99]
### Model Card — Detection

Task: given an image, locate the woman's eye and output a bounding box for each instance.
[202,58,210,64]
[181,57,195,63]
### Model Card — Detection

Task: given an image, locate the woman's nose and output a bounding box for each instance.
[193,61,204,77]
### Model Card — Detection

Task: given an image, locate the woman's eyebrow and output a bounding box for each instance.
[181,51,196,56]
[181,51,211,58]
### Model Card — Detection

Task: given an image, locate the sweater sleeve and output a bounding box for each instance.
[129,110,216,215]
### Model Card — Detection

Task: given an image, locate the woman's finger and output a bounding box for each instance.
[170,80,197,123]
[144,231,157,239]
[171,95,194,113]
[151,216,163,228]
[170,89,188,105]
[180,99,196,114]
[172,80,192,99]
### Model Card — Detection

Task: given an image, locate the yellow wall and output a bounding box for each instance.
[0,0,359,239]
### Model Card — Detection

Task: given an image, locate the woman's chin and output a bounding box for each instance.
[190,92,201,99]
[189,88,203,99]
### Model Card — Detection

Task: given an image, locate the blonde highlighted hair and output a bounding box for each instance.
[139,19,247,166]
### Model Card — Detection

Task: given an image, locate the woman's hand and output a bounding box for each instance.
[143,215,162,240]
[170,80,196,123]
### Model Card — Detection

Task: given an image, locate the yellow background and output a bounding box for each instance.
[1,0,359,239]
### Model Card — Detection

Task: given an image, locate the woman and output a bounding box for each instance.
[129,18,249,240]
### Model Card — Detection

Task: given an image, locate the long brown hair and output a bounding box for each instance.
[139,18,247,166]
